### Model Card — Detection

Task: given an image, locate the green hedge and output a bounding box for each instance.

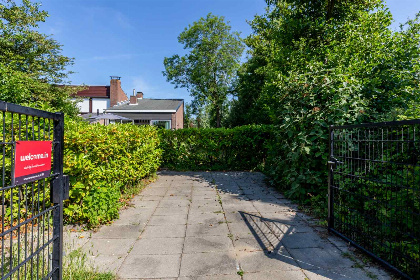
[64,120,161,227]
[159,125,274,171]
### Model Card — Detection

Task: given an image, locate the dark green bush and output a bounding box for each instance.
[64,120,161,227]
[159,125,274,171]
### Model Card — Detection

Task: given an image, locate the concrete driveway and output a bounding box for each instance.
[65,171,391,280]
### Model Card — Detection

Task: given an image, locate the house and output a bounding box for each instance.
[72,76,128,114]
[105,92,184,129]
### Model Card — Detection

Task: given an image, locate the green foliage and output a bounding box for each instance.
[159,125,273,171]
[163,13,244,127]
[228,0,420,201]
[0,0,80,116]
[64,120,162,227]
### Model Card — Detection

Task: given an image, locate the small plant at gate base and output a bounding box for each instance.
[63,248,116,280]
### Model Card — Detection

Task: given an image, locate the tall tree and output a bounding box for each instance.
[228,0,420,202]
[163,13,244,128]
[0,0,79,116]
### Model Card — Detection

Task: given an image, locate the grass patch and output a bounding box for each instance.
[63,249,116,280]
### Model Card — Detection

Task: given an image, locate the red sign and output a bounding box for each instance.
[14,141,52,185]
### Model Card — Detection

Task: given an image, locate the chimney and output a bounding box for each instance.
[109,76,128,106]
[136,92,143,99]
[130,95,137,104]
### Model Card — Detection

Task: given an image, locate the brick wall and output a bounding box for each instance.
[173,102,184,129]
[110,78,128,106]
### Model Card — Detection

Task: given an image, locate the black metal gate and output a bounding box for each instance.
[0,101,68,280]
[328,120,420,280]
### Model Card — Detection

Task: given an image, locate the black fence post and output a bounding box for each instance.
[328,126,334,230]
[52,112,64,280]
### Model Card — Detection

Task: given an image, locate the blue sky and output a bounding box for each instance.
[37,0,420,103]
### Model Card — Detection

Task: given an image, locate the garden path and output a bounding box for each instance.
[65,171,391,280]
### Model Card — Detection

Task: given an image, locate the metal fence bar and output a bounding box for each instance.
[51,113,64,280]
[329,120,420,280]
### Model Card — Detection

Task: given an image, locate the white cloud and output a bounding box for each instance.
[129,76,157,97]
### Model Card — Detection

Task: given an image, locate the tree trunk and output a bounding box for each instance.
[326,0,336,20]
[216,105,221,128]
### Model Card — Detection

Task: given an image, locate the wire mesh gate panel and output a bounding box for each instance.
[328,120,420,280]
[0,101,67,280]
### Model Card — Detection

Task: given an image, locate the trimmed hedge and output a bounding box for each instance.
[159,125,274,171]
[64,120,161,227]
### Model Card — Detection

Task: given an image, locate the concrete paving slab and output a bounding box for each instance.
[141,195,165,201]
[179,252,238,277]
[130,237,184,255]
[288,247,355,270]
[179,275,241,280]
[188,205,223,215]
[148,214,188,225]
[233,237,272,252]
[280,232,332,249]
[186,222,229,237]
[304,268,384,280]
[222,204,258,213]
[92,225,142,239]
[112,213,150,226]
[158,200,191,208]
[88,254,125,273]
[119,278,176,280]
[118,254,181,278]
[228,222,256,238]
[153,206,189,216]
[161,195,191,201]
[82,238,135,256]
[119,205,155,216]
[141,188,168,196]
[141,224,186,238]
[237,250,301,273]
[132,200,160,209]
[187,211,225,223]
[252,201,297,212]
[183,236,234,253]
[242,270,307,280]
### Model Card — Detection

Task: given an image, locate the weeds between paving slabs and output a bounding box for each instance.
[2,241,115,280]
[63,248,115,280]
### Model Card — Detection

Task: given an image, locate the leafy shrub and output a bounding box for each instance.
[159,125,274,171]
[64,119,161,227]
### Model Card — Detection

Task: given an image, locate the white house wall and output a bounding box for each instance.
[92,98,110,114]
[72,98,89,113]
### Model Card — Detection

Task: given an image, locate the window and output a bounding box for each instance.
[134,119,150,125]
[151,120,171,129]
